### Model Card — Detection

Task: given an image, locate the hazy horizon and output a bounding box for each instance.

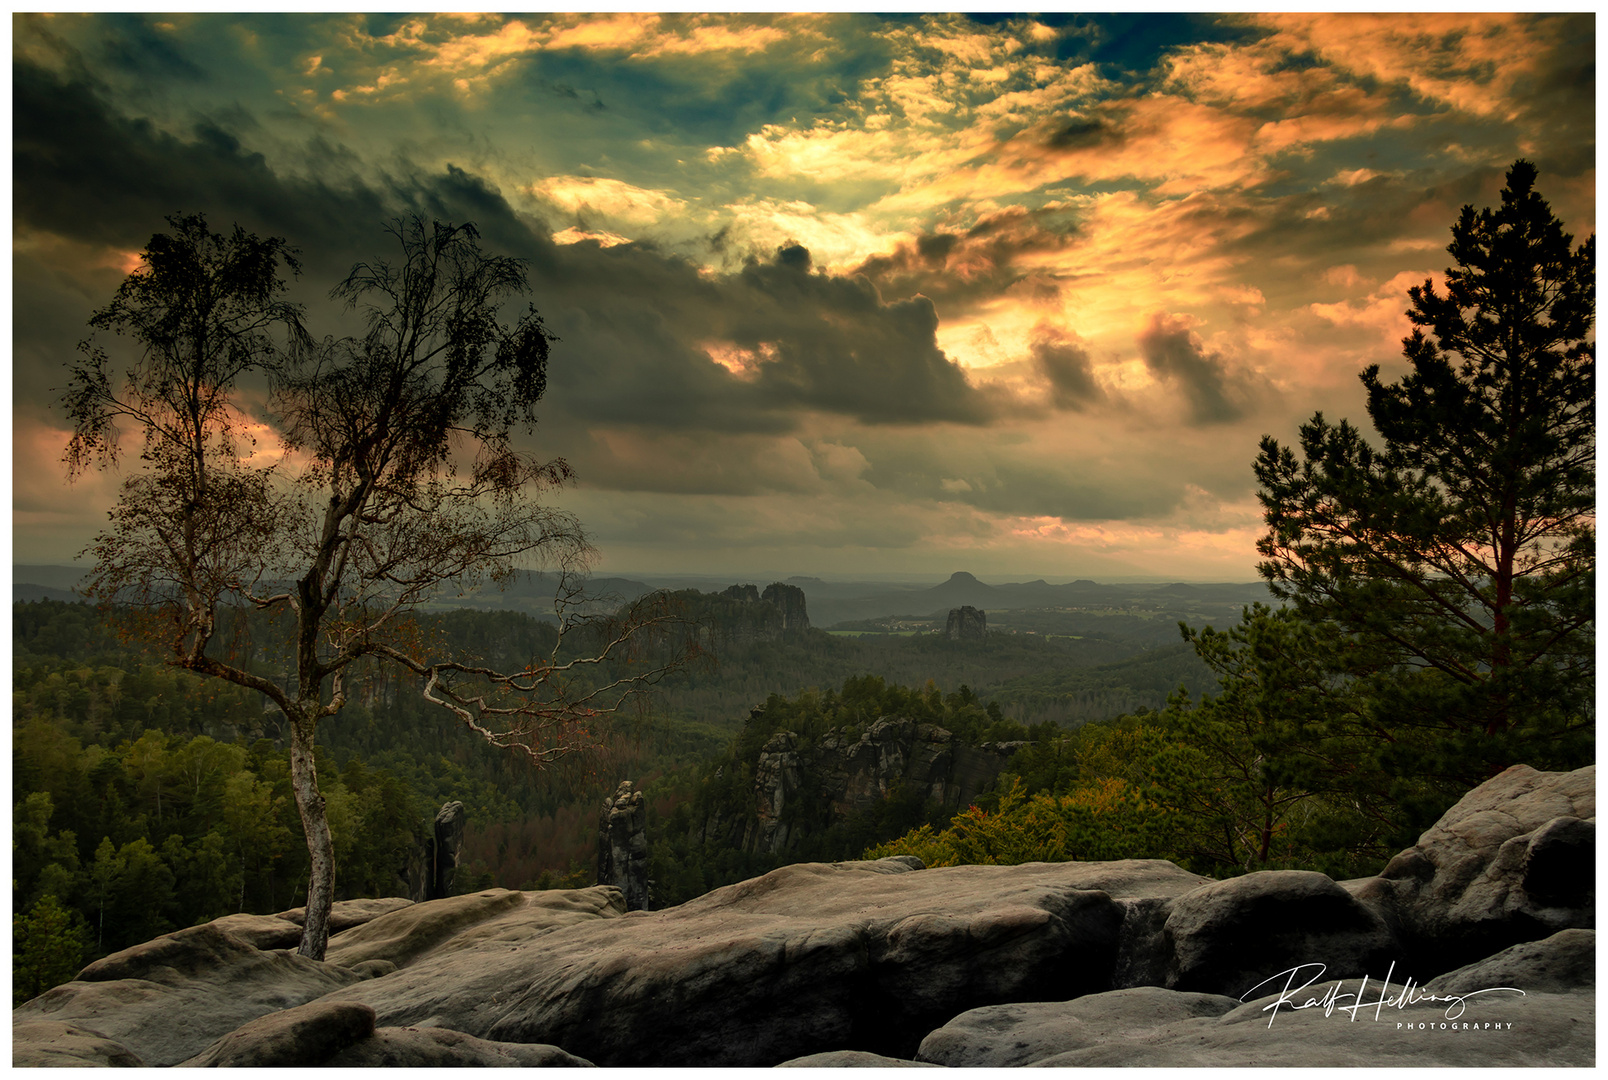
[12,561,1265,589]
[13,14,1593,578]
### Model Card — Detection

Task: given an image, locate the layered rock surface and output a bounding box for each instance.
[916,929,1594,1067]
[1350,763,1595,974]
[14,764,1594,1068]
[325,857,1208,1065]
[12,903,389,1066]
[704,716,1024,855]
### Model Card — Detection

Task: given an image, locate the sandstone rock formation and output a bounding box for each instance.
[1164,870,1397,997]
[179,999,380,1067]
[1350,763,1595,975]
[13,764,1593,1069]
[944,605,986,640]
[597,779,651,910]
[702,717,1024,856]
[430,801,467,900]
[690,582,811,646]
[761,582,810,630]
[14,919,372,1066]
[322,857,1206,1066]
[917,928,1594,1067]
[175,997,597,1067]
[13,1021,148,1068]
[324,1027,595,1067]
[777,1050,943,1067]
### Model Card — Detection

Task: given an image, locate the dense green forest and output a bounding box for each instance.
[13,593,1212,999]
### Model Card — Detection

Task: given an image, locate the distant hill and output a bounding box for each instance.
[14,565,89,590]
[13,566,90,604]
[13,563,1272,629]
[804,571,1272,627]
[10,564,654,617]
[14,584,83,604]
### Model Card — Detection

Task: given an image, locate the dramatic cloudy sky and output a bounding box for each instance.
[11,12,1596,580]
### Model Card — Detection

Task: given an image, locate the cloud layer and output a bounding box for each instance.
[11,13,1595,579]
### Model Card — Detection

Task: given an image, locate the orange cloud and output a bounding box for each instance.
[1255,13,1548,118]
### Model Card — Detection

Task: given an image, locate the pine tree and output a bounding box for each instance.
[1254,161,1594,784]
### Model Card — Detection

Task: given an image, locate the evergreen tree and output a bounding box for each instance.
[1254,161,1594,783]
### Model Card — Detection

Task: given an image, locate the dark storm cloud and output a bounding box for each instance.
[730,247,988,425]
[14,61,994,442]
[1032,330,1104,411]
[12,60,385,276]
[1222,162,1561,280]
[1507,13,1596,177]
[860,442,1183,522]
[1136,314,1247,425]
[95,13,206,81]
[851,206,1078,316]
[520,236,993,432]
[955,462,1181,520]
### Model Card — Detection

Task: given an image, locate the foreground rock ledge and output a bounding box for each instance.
[917,929,1595,1068]
[326,857,1207,1065]
[12,764,1594,1068]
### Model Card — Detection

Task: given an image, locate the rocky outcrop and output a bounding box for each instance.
[179,999,379,1067]
[777,1050,943,1067]
[13,1021,148,1068]
[916,935,1595,1067]
[917,986,1243,1067]
[1349,763,1595,975]
[688,582,811,647]
[761,582,810,630]
[12,921,370,1066]
[597,780,651,910]
[743,731,806,852]
[13,765,1593,1069]
[944,606,986,640]
[271,896,414,936]
[321,857,1204,1066]
[707,717,1024,856]
[1164,870,1397,997]
[430,801,467,900]
[174,997,599,1067]
[326,1028,595,1067]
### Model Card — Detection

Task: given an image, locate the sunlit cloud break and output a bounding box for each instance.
[11,12,1595,579]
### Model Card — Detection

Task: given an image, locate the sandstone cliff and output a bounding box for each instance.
[678,581,811,648]
[697,716,1024,856]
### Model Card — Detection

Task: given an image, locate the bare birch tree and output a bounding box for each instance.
[65,213,686,959]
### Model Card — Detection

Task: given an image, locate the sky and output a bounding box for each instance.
[10,12,1597,582]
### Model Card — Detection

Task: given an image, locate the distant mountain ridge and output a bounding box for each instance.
[802,571,1273,627]
[12,565,1272,627]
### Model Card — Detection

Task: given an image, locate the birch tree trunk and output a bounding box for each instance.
[288,712,335,960]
